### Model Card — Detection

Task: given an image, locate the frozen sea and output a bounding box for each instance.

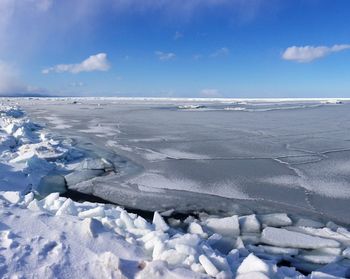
[13,97,350,224]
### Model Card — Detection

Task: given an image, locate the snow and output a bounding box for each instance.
[2,103,350,278]
[2,188,350,278]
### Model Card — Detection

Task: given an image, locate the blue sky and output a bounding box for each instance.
[1,0,350,97]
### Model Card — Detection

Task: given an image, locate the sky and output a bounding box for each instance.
[0,0,350,98]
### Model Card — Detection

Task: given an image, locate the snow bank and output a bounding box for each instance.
[2,190,350,278]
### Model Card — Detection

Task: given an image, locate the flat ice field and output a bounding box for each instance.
[2,97,350,278]
[16,97,350,224]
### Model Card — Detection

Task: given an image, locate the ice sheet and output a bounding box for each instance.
[8,97,350,224]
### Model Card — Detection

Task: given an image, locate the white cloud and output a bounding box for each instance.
[173,31,183,40]
[43,53,111,74]
[210,47,230,58]
[282,44,350,63]
[155,51,176,61]
[200,88,222,98]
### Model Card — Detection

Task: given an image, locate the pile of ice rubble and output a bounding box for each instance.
[1,192,350,278]
[1,104,350,278]
[0,104,84,195]
[0,104,116,198]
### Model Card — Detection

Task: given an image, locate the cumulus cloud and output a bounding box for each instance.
[210,47,230,58]
[42,53,111,74]
[155,51,176,61]
[282,44,350,63]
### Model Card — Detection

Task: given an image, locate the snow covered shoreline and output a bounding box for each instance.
[1,104,350,278]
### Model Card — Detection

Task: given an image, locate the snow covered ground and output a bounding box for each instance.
[1,100,350,278]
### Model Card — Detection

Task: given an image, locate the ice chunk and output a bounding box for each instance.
[190,263,205,273]
[315,247,343,256]
[42,192,60,209]
[27,199,43,211]
[160,209,174,217]
[37,175,67,196]
[152,241,165,260]
[79,158,113,171]
[2,191,21,204]
[297,250,341,264]
[78,206,105,219]
[198,254,219,277]
[236,272,270,279]
[65,169,104,186]
[134,216,150,230]
[261,227,340,249]
[207,234,236,254]
[309,271,342,278]
[240,233,261,245]
[175,244,197,256]
[337,227,350,239]
[204,215,240,237]
[237,253,270,275]
[293,217,324,228]
[56,198,77,216]
[258,213,292,227]
[167,234,201,248]
[152,211,169,232]
[187,222,207,237]
[239,214,261,233]
[258,245,299,256]
[326,221,340,231]
[159,249,187,266]
[286,226,350,245]
[120,210,136,230]
[26,155,54,173]
[343,247,350,259]
[168,218,181,227]
[23,192,34,206]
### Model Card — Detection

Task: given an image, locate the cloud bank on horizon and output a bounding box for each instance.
[0,0,350,97]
